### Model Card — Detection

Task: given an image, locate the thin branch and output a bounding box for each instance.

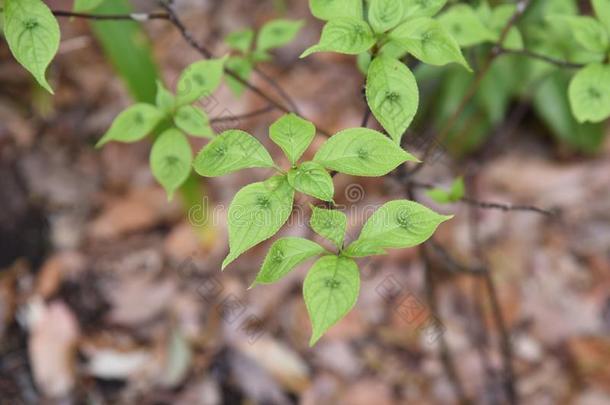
[209,105,275,124]
[253,67,302,115]
[498,47,584,69]
[51,10,170,21]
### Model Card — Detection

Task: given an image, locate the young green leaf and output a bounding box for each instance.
[174,105,214,138]
[269,113,316,165]
[150,128,192,200]
[155,80,176,113]
[287,162,335,202]
[546,15,609,54]
[368,0,404,33]
[308,0,363,21]
[253,237,326,286]
[226,29,254,53]
[193,129,274,176]
[426,177,465,204]
[388,18,470,70]
[223,175,295,269]
[309,206,347,249]
[97,104,164,147]
[568,63,610,123]
[300,18,375,58]
[225,56,253,96]
[303,255,360,346]
[366,56,419,144]
[357,52,372,74]
[257,19,304,52]
[3,0,60,93]
[313,128,419,176]
[400,0,447,20]
[345,200,452,257]
[74,0,103,12]
[437,4,496,47]
[593,0,610,32]
[176,57,226,106]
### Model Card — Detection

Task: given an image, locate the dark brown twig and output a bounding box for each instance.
[51,10,170,21]
[209,105,275,124]
[498,47,584,69]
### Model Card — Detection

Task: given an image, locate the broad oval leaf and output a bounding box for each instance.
[437,4,496,47]
[313,128,419,176]
[225,29,254,53]
[253,237,326,286]
[223,176,295,269]
[593,0,610,32]
[369,0,404,33]
[257,19,304,52]
[174,105,214,138]
[366,56,419,144]
[401,0,447,20]
[225,56,254,97]
[96,103,164,147]
[269,113,316,165]
[3,0,60,93]
[301,18,375,58]
[546,15,609,55]
[176,57,226,106]
[309,206,347,249]
[287,162,334,202]
[568,63,610,123]
[387,18,470,70]
[308,0,363,21]
[150,128,192,200]
[193,130,274,176]
[74,0,104,12]
[345,200,452,257]
[303,255,360,346]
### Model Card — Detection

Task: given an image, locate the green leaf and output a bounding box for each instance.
[593,0,610,32]
[357,51,372,74]
[309,206,347,249]
[368,0,404,33]
[345,200,452,257]
[287,162,335,202]
[223,176,295,269]
[150,128,192,200]
[308,0,363,21]
[300,18,375,58]
[74,0,103,12]
[226,29,254,53]
[388,18,470,70]
[176,57,226,106]
[400,0,447,20]
[174,105,214,138]
[546,15,609,54]
[425,177,465,204]
[225,56,253,97]
[313,128,418,176]
[3,0,60,93]
[269,113,316,165]
[97,103,164,147]
[253,237,326,286]
[303,255,360,346]
[155,80,175,113]
[193,129,274,177]
[365,56,419,144]
[437,4,496,47]
[488,5,524,51]
[568,63,610,123]
[257,19,304,52]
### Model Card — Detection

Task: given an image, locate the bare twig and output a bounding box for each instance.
[253,67,302,115]
[51,10,170,21]
[498,47,584,69]
[209,105,275,124]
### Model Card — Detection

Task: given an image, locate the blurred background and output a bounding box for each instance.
[0,0,609,404]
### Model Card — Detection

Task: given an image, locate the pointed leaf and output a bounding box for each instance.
[308,0,363,21]
[253,237,326,285]
[223,176,295,269]
[546,15,609,54]
[156,80,176,113]
[193,130,274,176]
[568,63,610,123]
[176,57,226,106]
[287,162,334,202]
[309,206,347,249]
[150,128,192,200]
[368,0,404,33]
[400,0,447,20]
[225,56,253,97]
[270,113,316,165]
[366,56,419,144]
[437,4,496,47]
[388,18,470,70]
[174,105,214,138]
[301,18,375,58]
[426,177,465,204]
[313,128,418,176]
[3,0,60,93]
[226,29,254,53]
[304,255,360,346]
[97,103,164,147]
[345,200,452,257]
[257,19,304,52]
